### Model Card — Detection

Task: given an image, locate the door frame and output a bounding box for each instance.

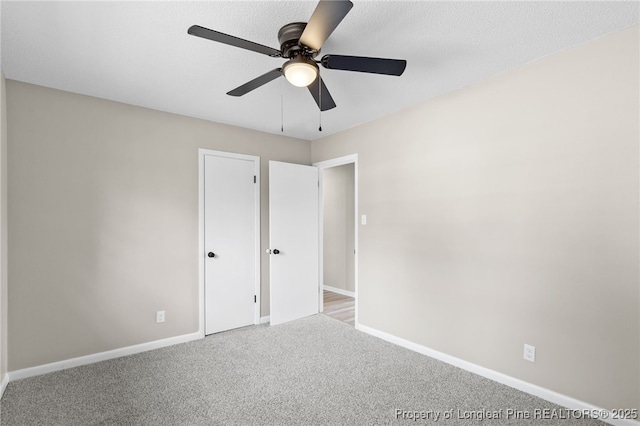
[198,149,261,337]
[313,154,359,328]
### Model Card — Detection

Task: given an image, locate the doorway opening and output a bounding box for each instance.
[314,155,358,328]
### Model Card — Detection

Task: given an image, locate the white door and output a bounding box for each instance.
[204,153,259,335]
[269,161,319,326]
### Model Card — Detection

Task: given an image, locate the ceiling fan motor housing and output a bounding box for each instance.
[278,22,318,58]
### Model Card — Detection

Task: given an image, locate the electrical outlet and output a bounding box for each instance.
[524,344,535,362]
[361,215,367,225]
[156,310,165,323]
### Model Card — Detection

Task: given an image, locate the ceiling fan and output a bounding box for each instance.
[188,0,407,111]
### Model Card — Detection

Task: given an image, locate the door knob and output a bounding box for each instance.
[208,252,215,258]
[272,249,280,255]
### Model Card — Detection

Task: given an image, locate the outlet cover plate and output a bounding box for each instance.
[156,310,165,323]
[524,344,535,362]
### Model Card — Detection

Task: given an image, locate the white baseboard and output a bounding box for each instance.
[260,316,270,324]
[323,285,356,298]
[0,372,8,399]
[358,324,638,426]
[8,331,202,382]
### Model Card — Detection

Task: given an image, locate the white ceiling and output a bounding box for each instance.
[1,1,638,141]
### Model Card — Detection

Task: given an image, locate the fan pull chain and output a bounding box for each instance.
[318,76,322,132]
[281,78,284,133]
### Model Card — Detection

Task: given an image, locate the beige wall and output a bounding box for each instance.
[312,26,639,411]
[322,163,355,292]
[0,72,7,383]
[6,81,310,371]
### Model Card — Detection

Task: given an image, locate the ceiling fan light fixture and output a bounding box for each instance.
[188,0,405,112]
[283,56,318,87]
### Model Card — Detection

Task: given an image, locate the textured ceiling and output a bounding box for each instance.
[1,1,638,141]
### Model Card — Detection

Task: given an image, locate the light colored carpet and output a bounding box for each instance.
[0,315,604,425]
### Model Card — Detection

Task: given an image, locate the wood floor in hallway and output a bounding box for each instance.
[323,289,355,326]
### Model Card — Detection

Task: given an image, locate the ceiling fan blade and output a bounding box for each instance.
[299,0,353,51]
[307,76,336,111]
[227,69,283,97]
[188,25,281,57]
[321,55,407,76]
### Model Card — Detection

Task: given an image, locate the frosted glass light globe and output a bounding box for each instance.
[283,57,318,87]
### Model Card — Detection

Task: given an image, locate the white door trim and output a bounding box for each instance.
[198,149,261,337]
[313,154,359,327]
